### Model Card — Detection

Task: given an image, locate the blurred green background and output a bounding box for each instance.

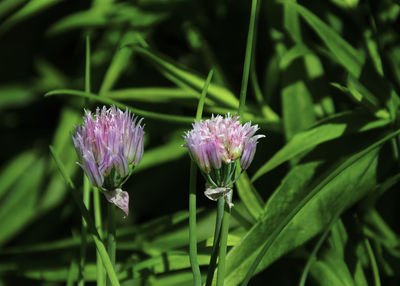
[1,0,400,285]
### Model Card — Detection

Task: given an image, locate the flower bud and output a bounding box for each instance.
[240,137,259,170]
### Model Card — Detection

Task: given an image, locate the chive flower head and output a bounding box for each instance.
[71,106,144,216]
[184,114,264,173]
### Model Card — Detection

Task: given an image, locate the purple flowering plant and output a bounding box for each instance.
[71,106,144,216]
[184,113,264,206]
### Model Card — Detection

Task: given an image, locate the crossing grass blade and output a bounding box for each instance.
[45,89,193,124]
[49,146,121,286]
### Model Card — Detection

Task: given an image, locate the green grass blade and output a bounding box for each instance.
[298,216,340,286]
[0,150,36,201]
[0,0,26,20]
[252,113,390,182]
[239,129,400,285]
[196,69,214,120]
[363,238,381,286]
[67,259,78,286]
[45,89,193,124]
[0,0,60,35]
[133,46,239,109]
[99,31,138,94]
[103,87,215,105]
[49,146,120,286]
[281,1,365,77]
[238,0,258,117]
[235,173,264,221]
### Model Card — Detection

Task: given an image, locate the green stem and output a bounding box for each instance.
[215,169,222,186]
[205,197,225,286]
[224,163,232,186]
[207,173,219,188]
[78,177,90,286]
[94,188,105,286]
[299,215,339,286]
[50,146,120,286]
[238,0,259,116]
[189,162,202,286]
[188,68,214,286]
[85,35,91,94]
[216,202,231,286]
[67,259,77,286]
[107,203,116,286]
[78,33,92,286]
[196,69,214,120]
[364,238,381,286]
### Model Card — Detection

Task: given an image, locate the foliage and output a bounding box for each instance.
[0,0,400,285]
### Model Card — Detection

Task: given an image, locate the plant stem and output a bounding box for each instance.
[67,259,77,286]
[50,146,120,286]
[107,203,116,286]
[78,177,90,286]
[188,68,214,286]
[189,161,202,286]
[216,202,231,286]
[94,188,105,286]
[238,0,259,117]
[298,215,339,286]
[364,237,381,286]
[206,197,225,286]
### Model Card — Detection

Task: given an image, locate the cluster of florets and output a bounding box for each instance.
[71,106,144,216]
[183,114,264,190]
[72,108,264,215]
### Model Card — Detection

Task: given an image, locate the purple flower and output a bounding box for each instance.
[183,114,264,186]
[71,106,144,216]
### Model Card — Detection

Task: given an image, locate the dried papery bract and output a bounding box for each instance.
[183,113,264,205]
[71,106,144,216]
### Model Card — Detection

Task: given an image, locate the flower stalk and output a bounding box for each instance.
[216,202,231,286]
[72,105,144,286]
[183,113,264,285]
[205,196,225,286]
[189,161,202,286]
[188,69,214,286]
[107,203,116,286]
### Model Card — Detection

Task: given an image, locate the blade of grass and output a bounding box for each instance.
[239,129,400,285]
[49,146,120,286]
[45,89,193,124]
[363,237,381,286]
[238,0,258,117]
[298,215,340,286]
[78,177,90,286]
[99,31,137,95]
[196,69,214,120]
[0,150,36,201]
[103,87,215,106]
[0,0,27,20]
[189,69,214,286]
[67,259,78,286]
[133,46,239,109]
[0,0,60,35]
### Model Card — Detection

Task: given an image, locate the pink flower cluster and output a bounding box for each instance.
[184,114,264,174]
[71,106,144,216]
